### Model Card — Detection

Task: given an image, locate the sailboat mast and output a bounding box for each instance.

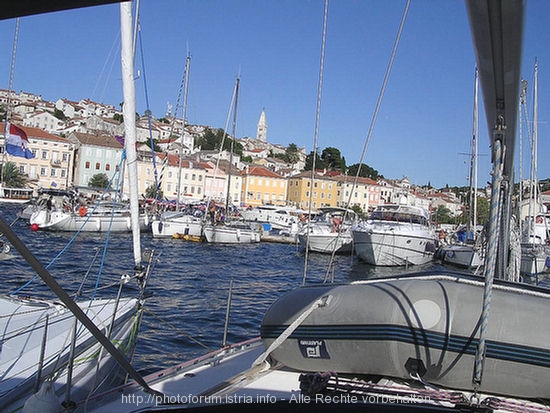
[120,0,141,267]
[468,67,479,233]
[176,53,191,211]
[532,59,539,213]
[225,77,240,214]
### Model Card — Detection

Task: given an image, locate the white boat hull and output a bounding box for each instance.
[151,213,203,238]
[353,225,436,266]
[30,210,150,232]
[440,243,484,268]
[260,272,550,399]
[520,244,549,275]
[240,206,303,230]
[297,232,353,254]
[203,224,261,243]
[0,295,139,412]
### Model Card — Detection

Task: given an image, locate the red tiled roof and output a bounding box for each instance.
[0,122,67,143]
[242,165,284,178]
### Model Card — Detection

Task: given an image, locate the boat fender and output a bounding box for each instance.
[23,381,61,413]
[3,243,10,254]
[78,206,87,217]
[447,250,455,258]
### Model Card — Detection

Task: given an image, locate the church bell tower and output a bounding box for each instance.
[257,108,267,142]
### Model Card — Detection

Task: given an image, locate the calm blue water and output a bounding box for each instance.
[0,203,445,376]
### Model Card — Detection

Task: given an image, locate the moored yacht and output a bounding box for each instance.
[352,204,437,266]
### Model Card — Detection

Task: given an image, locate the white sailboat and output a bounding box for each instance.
[151,55,205,240]
[202,77,261,244]
[29,199,151,232]
[0,4,154,411]
[518,61,550,275]
[440,67,485,269]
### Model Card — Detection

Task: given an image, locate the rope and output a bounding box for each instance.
[506,215,521,282]
[137,26,160,195]
[252,295,330,368]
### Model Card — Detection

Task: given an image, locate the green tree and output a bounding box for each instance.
[475,196,490,225]
[1,162,27,187]
[347,163,381,179]
[434,205,454,225]
[285,143,300,164]
[321,147,346,172]
[88,173,110,189]
[53,108,66,120]
[304,150,327,171]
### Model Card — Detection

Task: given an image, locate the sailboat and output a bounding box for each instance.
[439,67,486,269]
[0,4,154,411]
[202,77,261,244]
[8,1,550,412]
[518,61,550,275]
[151,55,205,240]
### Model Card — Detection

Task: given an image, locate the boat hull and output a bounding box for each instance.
[151,213,203,238]
[520,244,549,275]
[0,295,139,411]
[353,225,436,266]
[203,224,261,243]
[260,272,550,399]
[440,243,484,268]
[30,210,150,232]
[297,232,353,254]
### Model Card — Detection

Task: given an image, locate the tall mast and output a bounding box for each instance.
[120,0,141,266]
[225,77,240,214]
[176,53,191,211]
[468,67,479,233]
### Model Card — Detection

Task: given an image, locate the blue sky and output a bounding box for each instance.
[0,0,548,189]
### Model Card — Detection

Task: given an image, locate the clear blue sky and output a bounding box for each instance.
[0,0,548,189]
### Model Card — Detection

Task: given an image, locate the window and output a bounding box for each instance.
[85,161,90,169]
[40,167,47,176]
[41,151,48,160]
[106,164,110,171]
[95,162,100,170]
[50,169,56,177]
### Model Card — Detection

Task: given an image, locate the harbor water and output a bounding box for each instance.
[0,203,447,376]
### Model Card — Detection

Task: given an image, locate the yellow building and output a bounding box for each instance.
[286,171,339,209]
[241,165,287,207]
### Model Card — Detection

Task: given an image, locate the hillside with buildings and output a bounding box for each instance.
[0,89,506,223]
